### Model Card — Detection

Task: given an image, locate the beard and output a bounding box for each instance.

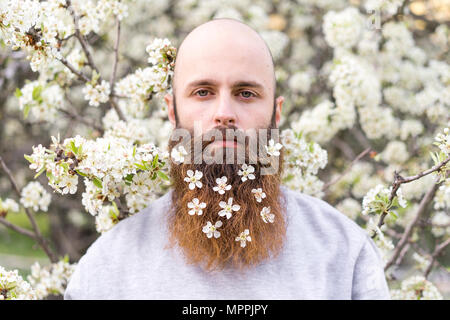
[166,124,287,273]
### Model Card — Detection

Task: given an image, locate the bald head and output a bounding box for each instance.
[172,18,276,99]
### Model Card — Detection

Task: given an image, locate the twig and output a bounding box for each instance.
[376,155,450,229]
[0,217,37,239]
[384,178,440,271]
[110,18,121,94]
[57,107,104,133]
[424,238,450,279]
[56,56,91,83]
[322,147,371,191]
[66,0,99,74]
[0,155,59,263]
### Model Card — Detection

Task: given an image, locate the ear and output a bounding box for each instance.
[165,93,176,127]
[275,95,284,127]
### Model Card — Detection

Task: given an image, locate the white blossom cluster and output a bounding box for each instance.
[27,258,76,300]
[115,37,176,108]
[25,134,169,232]
[390,275,443,300]
[364,0,404,16]
[20,181,52,212]
[434,127,450,156]
[412,252,430,272]
[102,111,173,146]
[281,129,328,198]
[0,197,20,215]
[430,211,450,238]
[0,266,37,300]
[16,80,65,123]
[361,183,407,216]
[365,217,394,263]
[82,80,111,107]
[323,7,364,49]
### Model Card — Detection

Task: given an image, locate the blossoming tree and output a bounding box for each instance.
[0,0,449,299]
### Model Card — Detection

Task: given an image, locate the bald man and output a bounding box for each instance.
[64,18,391,300]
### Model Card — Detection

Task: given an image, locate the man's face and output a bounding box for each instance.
[165,20,284,149]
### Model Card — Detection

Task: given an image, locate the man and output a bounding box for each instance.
[64,18,390,299]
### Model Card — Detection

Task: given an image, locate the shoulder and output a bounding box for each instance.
[280,185,368,256]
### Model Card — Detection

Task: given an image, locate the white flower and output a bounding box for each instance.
[251,188,266,203]
[218,197,240,219]
[237,164,255,182]
[171,146,188,164]
[323,7,364,49]
[58,174,78,195]
[27,259,76,300]
[82,80,110,107]
[0,198,19,213]
[235,229,252,248]
[183,169,203,190]
[202,220,223,238]
[187,198,206,216]
[260,206,275,223]
[390,275,443,300]
[213,176,231,194]
[265,139,283,156]
[20,181,51,212]
[0,266,37,300]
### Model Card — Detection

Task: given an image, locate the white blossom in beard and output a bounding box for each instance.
[187,198,207,216]
[260,206,275,223]
[238,164,256,182]
[213,176,232,194]
[218,197,240,219]
[202,220,223,239]
[265,139,283,156]
[171,146,188,164]
[184,170,203,190]
[251,188,266,203]
[235,229,252,248]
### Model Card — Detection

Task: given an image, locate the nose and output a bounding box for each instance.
[213,94,237,126]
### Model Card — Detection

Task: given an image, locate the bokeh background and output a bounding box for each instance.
[0,0,449,299]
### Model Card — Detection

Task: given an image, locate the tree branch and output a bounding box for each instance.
[424,238,450,278]
[384,178,440,271]
[0,217,37,239]
[0,155,59,263]
[322,147,371,192]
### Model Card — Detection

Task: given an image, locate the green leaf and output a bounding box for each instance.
[24,154,34,163]
[157,170,169,181]
[92,177,103,189]
[15,87,22,98]
[32,85,43,101]
[152,154,159,168]
[75,170,87,177]
[23,104,31,119]
[134,163,147,171]
[132,144,137,158]
[34,167,46,179]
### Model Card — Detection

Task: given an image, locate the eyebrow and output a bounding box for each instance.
[185,79,265,93]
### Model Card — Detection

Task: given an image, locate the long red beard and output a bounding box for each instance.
[166,127,287,273]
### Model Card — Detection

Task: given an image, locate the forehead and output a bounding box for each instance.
[174,26,274,94]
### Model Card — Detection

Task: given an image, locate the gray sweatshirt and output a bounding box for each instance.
[64,185,391,299]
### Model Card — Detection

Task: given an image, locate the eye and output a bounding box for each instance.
[240,91,256,99]
[195,89,210,97]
